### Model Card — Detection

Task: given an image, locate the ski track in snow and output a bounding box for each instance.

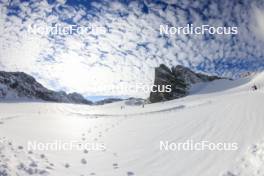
[1,73,264,175]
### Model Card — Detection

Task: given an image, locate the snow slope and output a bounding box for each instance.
[0,73,264,176]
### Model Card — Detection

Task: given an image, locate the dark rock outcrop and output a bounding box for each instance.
[124,97,145,106]
[95,98,123,105]
[149,64,221,103]
[0,71,92,105]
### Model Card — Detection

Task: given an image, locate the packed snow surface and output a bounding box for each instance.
[0,73,264,176]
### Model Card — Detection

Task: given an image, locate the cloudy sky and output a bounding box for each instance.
[1,0,264,98]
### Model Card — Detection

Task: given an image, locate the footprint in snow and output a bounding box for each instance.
[127,171,135,176]
[29,161,38,167]
[64,163,70,168]
[40,154,45,159]
[222,171,237,176]
[113,163,119,169]
[81,158,87,165]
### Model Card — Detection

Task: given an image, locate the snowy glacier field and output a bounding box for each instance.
[1,73,264,176]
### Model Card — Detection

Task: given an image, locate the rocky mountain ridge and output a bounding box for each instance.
[0,71,92,105]
[149,64,222,103]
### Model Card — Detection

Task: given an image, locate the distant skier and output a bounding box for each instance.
[142,100,147,108]
[252,84,258,91]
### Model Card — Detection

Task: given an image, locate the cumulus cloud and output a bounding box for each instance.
[1,0,264,98]
[252,5,264,40]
